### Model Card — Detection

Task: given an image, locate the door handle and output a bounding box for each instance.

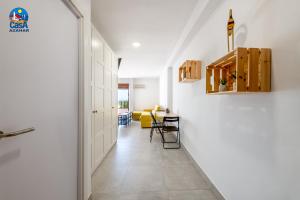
[92,110,98,114]
[0,127,35,140]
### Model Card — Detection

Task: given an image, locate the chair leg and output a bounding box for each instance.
[163,131,181,149]
[150,127,153,143]
[157,130,165,144]
[178,131,181,148]
[150,127,165,143]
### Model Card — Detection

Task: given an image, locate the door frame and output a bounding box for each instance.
[61,1,85,200]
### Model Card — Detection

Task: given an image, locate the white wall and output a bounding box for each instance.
[160,67,173,111]
[170,0,300,200]
[0,1,92,200]
[72,0,92,199]
[133,78,160,111]
[119,78,160,111]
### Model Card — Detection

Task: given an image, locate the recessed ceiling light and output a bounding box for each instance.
[132,42,141,48]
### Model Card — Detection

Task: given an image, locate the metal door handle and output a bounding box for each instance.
[0,127,35,139]
[92,110,98,114]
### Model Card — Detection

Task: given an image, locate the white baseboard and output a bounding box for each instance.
[92,140,117,175]
[181,144,226,200]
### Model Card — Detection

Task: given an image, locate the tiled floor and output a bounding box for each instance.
[92,122,217,200]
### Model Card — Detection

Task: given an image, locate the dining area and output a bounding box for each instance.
[150,111,181,149]
[118,109,181,149]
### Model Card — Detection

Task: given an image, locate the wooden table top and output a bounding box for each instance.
[155,111,179,118]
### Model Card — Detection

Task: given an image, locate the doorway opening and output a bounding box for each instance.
[118,83,129,114]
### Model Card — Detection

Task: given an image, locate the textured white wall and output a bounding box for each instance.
[171,0,300,200]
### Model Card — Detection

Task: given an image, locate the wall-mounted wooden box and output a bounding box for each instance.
[206,48,271,94]
[179,60,201,82]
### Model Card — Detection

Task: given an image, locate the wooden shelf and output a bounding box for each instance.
[179,60,201,83]
[207,91,270,95]
[206,48,271,94]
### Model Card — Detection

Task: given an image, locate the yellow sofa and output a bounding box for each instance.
[140,110,164,129]
[135,105,164,128]
[140,112,152,128]
[132,111,142,121]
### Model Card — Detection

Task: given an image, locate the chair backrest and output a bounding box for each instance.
[150,111,158,124]
[163,117,179,128]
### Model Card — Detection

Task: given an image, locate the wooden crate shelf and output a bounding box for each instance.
[179,60,201,83]
[206,48,271,94]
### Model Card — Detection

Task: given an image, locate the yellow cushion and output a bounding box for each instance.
[140,112,152,128]
[154,105,161,111]
[132,111,142,121]
[143,109,152,112]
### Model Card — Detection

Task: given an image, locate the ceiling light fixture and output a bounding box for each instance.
[132,42,141,48]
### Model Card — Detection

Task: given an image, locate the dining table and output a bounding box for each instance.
[154,111,179,122]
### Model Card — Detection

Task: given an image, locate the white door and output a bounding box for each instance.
[111,55,118,144]
[0,1,79,200]
[91,27,104,172]
[104,46,112,154]
[91,26,118,171]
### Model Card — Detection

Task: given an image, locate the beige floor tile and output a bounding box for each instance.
[163,164,210,190]
[92,122,216,200]
[93,191,169,200]
[121,165,167,193]
[169,190,217,200]
[92,166,128,194]
[162,149,192,166]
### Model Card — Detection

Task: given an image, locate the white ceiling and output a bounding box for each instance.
[92,0,198,78]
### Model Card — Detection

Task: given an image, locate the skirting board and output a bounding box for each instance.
[89,141,117,200]
[181,144,226,200]
[92,141,117,175]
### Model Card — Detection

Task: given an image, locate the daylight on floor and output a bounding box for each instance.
[1,0,300,200]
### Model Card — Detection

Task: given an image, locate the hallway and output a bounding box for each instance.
[92,122,218,200]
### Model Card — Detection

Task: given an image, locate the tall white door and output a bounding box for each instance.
[91,27,105,172]
[111,55,119,144]
[0,1,78,200]
[91,26,118,171]
[104,46,113,154]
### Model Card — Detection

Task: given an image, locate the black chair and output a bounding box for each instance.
[162,117,180,149]
[150,112,164,143]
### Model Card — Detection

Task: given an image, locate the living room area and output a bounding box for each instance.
[118,77,164,128]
